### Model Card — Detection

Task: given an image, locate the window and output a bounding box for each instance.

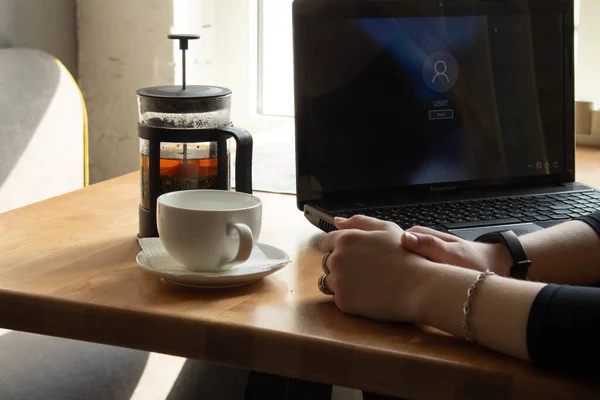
[573,0,600,104]
[259,0,295,117]
[575,0,581,68]
[179,0,290,133]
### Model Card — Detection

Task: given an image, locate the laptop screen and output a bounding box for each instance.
[296,13,569,195]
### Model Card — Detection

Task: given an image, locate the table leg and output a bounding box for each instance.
[245,371,333,400]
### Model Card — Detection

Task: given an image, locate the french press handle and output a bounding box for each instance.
[218,126,253,194]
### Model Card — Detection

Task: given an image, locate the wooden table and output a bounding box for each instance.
[0,147,599,400]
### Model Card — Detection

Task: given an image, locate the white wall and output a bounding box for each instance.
[78,0,218,184]
[78,0,176,184]
[0,0,78,76]
[173,0,218,87]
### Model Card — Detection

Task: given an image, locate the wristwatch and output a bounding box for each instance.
[474,230,531,280]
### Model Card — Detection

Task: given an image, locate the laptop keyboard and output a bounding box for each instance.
[335,191,600,231]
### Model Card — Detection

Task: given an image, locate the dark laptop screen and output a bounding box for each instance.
[298,14,566,193]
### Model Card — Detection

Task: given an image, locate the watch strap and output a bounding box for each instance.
[474,230,531,280]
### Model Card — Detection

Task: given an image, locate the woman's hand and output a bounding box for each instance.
[318,216,435,323]
[319,216,545,362]
[401,227,512,277]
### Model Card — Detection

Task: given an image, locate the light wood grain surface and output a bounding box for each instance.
[0,147,599,399]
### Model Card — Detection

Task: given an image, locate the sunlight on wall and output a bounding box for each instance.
[0,53,84,214]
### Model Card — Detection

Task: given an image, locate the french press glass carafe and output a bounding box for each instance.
[138,34,253,238]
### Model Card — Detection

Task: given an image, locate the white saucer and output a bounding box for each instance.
[136,243,290,289]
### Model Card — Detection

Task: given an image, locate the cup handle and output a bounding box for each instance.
[228,223,254,263]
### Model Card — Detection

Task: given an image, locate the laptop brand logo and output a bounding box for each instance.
[429,185,457,193]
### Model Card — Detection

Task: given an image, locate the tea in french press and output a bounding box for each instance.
[138,34,253,238]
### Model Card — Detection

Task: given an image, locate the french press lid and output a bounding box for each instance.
[137,34,232,114]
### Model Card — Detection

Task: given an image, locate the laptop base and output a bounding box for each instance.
[305,184,600,240]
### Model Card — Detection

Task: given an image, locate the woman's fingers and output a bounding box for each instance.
[401,231,450,264]
[319,231,342,253]
[323,272,338,294]
[406,226,461,242]
[319,229,367,253]
[335,215,398,232]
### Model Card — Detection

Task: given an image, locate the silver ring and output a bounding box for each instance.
[318,274,334,296]
[321,252,332,274]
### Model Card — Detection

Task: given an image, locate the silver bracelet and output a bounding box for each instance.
[462,270,496,343]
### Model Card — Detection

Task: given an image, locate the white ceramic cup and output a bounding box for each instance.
[156,190,262,272]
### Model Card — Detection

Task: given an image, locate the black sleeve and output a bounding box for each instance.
[527,285,600,381]
[526,211,600,381]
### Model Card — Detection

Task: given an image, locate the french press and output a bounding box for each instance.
[138,34,253,238]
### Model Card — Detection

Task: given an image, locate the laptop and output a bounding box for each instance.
[292,0,600,240]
